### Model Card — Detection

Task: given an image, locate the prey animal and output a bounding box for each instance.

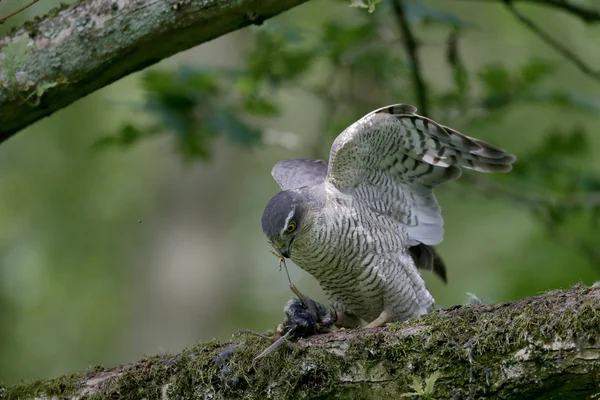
[261,104,516,329]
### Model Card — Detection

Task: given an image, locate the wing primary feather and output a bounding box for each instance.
[326,103,516,246]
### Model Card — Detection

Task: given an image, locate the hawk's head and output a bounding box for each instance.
[261,189,310,258]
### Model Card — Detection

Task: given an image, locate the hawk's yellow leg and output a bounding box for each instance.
[363,310,390,329]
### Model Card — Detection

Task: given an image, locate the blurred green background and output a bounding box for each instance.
[1,0,599,386]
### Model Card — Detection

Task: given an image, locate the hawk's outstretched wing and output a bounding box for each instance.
[326,104,516,246]
[271,158,328,191]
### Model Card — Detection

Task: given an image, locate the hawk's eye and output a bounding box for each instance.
[285,221,296,233]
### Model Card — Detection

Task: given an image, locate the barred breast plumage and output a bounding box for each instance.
[261,103,515,328]
[289,184,433,323]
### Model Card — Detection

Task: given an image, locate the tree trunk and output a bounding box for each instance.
[2,284,599,399]
[0,0,310,142]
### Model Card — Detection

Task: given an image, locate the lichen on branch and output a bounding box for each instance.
[0,0,310,141]
[3,284,599,399]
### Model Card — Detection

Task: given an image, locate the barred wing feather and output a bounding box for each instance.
[326,104,516,246]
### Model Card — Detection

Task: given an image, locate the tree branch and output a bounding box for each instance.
[503,0,600,83]
[3,284,600,399]
[0,0,41,24]
[456,0,600,24]
[517,0,600,23]
[0,0,310,142]
[391,0,430,117]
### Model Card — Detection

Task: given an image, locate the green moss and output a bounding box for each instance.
[3,372,83,399]
[3,285,599,399]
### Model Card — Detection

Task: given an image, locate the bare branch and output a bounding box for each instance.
[503,0,600,82]
[522,0,600,23]
[456,0,600,24]
[391,0,430,116]
[0,0,41,24]
[459,173,600,211]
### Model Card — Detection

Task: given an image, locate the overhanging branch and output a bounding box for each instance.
[3,284,599,399]
[391,0,430,117]
[0,0,310,142]
[455,0,600,24]
[503,0,600,83]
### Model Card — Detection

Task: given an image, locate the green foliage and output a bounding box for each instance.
[102,3,600,270]
[400,370,441,399]
[95,68,263,161]
[247,27,315,85]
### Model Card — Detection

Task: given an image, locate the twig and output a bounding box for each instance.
[0,0,41,24]
[503,0,600,82]
[391,0,430,117]
[516,0,600,23]
[532,0,600,23]
[455,0,600,24]
[445,29,470,116]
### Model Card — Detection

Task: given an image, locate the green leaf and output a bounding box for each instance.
[178,129,211,161]
[242,95,281,116]
[423,370,441,396]
[478,64,511,95]
[246,29,314,85]
[520,58,554,86]
[93,123,145,151]
[35,81,58,97]
[322,21,375,61]
[209,107,262,147]
[349,47,407,80]
[408,376,424,394]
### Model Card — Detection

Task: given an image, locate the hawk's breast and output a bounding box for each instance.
[290,198,407,321]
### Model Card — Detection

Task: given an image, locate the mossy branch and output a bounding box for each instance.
[0,0,310,142]
[3,284,600,399]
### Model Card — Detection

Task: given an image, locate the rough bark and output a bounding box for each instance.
[0,0,309,142]
[2,284,599,399]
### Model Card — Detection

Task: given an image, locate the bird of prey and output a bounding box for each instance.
[261,104,516,329]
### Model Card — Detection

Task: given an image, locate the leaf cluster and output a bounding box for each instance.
[98,0,600,265]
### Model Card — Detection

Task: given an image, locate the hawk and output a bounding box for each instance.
[261,104,515,329]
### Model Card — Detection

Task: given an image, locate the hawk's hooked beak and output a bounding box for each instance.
[274,240,290,258]
[280,246,290,258]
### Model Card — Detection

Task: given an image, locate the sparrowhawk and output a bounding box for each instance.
[261,104,516,329]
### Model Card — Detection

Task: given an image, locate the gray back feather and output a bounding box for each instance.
[326,104,516,246]
[271,158,328,191]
